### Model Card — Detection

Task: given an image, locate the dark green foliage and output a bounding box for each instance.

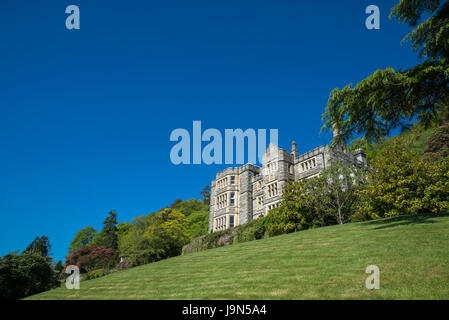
[203,228,233,249]
[390,0,449,60]
[235,217,267,243]
[54,260,63,273]
[322,1,449,144]
[322,62,449,144]
[101,211,119,250]
[200,185,211,205]
[0,252,59,300]
[23,235,51,259]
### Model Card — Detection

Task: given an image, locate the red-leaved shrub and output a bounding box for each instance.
[65,246,117,273]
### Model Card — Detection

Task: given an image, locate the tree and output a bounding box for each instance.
[23,235,52,259]
[144,208,190,258]
[0,252,59,300]
[54,260,64,273]
[200,186,211,205]
[67,226,97,256]
[322,0,449,143]
[118,208,190,267]
[116,222,132,241]
[97,211,119,250]
[319,161,363,224]
[353,135,449,220]
[169,198,210,238]
[265,162,362,236]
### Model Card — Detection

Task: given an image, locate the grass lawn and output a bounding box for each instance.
[27,212,449,300]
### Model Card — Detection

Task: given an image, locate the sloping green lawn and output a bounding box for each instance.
[28,212,449,300]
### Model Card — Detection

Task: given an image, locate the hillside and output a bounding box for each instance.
[28,212,449,300]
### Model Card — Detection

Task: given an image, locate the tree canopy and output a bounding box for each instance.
[23,235,52,259]
[67,226,97,256]
[322,0,449,143]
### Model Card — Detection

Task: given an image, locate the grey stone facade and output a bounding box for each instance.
[208,138,367,233]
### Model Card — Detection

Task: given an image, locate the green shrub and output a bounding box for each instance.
[236,217,267,243]
[87,268,104,280]
[354,136,449,220]
[203,228,234,249]
[0,252,59,299]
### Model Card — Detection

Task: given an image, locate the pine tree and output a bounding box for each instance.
[101,211,118,250]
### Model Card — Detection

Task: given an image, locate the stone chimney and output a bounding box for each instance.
[353,148,367,167]
[291,141,298,157]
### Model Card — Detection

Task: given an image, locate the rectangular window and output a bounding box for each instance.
[229,215,234,228]
[231,176,235,184]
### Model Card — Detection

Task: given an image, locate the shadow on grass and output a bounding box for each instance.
[363,211,449,230]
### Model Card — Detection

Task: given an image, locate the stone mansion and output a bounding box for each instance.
[208,136,367,233]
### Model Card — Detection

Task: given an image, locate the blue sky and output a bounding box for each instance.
[0,0,420,262]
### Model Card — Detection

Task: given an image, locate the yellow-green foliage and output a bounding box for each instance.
[171,199,209,238]
[87,268,104,280]
[353,135,449,220]
[118,208,190,266]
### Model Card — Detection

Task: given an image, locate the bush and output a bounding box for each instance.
[203,228,235,249]
[87,268,104,280]
[354,136,449,220]
[65,246,117,273]
[236,216,267,243]
[0,252,59,300]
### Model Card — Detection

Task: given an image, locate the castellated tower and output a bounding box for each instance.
[208,138,367,233]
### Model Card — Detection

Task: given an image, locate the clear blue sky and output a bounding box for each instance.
[0,0,420,262]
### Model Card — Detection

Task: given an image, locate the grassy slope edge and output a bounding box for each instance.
[28,212,449,300]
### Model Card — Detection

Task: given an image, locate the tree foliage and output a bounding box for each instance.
[23,235,52,259]
[266,162,362,236]
[0,252,59,300]
[118,208,190,267]
[322,0,449,143]
[353,135,449,220]
[200,185,211,205]
[54,260,64,273]
[92,211,119,250]
[171,199,210,237]
[67,226,97,256]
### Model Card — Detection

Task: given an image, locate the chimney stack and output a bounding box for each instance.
[291,141,298,157]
